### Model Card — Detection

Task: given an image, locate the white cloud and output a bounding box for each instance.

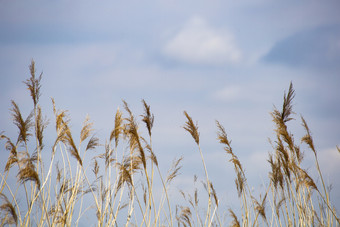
[212,85,241,101]
[163,17,241,66]
[317,148,340,176]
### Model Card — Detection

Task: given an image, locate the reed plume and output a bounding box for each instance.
[10,101,34,144]
[52,99,83,166]
[0,193,17,226]
[24,59,42,107]
[141,99,154,137]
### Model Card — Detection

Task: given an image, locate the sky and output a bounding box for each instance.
[1,0,340,224]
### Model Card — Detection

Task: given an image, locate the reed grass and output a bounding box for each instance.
[0,61,339,226]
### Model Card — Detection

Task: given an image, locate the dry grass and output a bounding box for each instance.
[0,61,339,226]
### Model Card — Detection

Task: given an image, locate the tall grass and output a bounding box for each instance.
[0,60,339,226]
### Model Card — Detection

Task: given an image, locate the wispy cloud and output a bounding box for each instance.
[163,17,241,66]
[317,148,340,175]
[212,85,242,102]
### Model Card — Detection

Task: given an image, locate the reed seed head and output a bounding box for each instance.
[183,111,200,145]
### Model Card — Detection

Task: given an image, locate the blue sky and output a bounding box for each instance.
[1,0,340,223]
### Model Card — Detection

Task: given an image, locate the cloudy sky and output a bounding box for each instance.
[1,0,340,222]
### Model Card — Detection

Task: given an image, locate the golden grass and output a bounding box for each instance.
[0,61,339,226]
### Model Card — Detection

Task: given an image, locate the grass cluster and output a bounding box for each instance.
[0,60,339,226]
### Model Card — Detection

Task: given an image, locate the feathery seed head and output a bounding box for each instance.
[183,111,200,145]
